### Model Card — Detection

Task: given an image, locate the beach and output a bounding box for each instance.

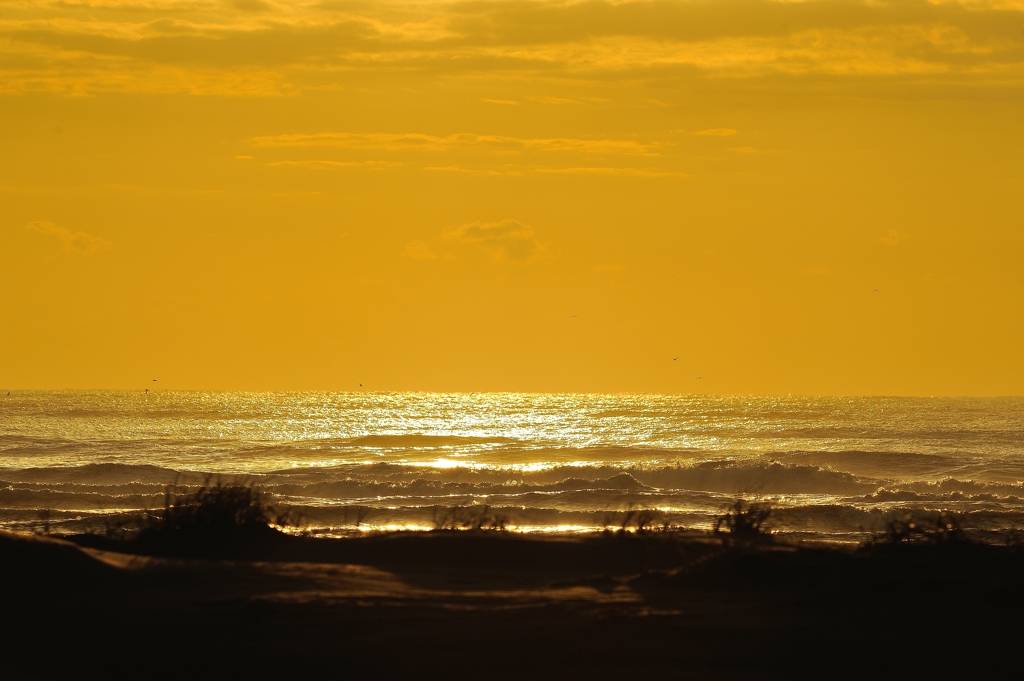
[4,392,1023,677]
[5,526,1022,678]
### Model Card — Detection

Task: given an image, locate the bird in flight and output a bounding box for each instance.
[672,356,679,361]
[872,289,880,293]
[152,379,158,382]
[359,383,363,387]
[695,376,703,380]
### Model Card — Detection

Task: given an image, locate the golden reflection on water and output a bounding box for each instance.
[6,390,1018,472]
[4,392,1024,539]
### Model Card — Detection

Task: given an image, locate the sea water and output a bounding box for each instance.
[2,391,1023,541]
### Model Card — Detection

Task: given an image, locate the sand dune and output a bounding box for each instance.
[4,529,1022,678]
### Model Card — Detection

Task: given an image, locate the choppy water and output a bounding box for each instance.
[2,392,1023,541]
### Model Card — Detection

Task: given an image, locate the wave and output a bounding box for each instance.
[6,493,1024,539]
[0,486,164,510]
[9,503,1024,536]
[343,434,520,447]
[0,435,87,453]
[858,478,1024,502]
[780,450,955,478]
[264,460,876,494]
[0,457,983,498]
[632,461,874,495]
[0,463,201,485]
[766,505,1024,534]
[5,459,1024,539]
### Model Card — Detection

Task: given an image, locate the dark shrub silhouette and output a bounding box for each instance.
[713,499,772,544]
[432,504,508,531]
[874,511,966,545]
[618,507,666,533]
[132,479,297,550]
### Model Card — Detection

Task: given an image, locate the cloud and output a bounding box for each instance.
[533,166,690,177]
[423,166,503,175]
[3,0,1022,97]
[880,230,907,246]
[695,129,738,136]
[526,95,577,104]
[248,132,657,155]
[232,0,273,12]
[25,221,112,257]
[401,240,438,260]
[0,0,1022,98]
[443,219,548,264]
[480,98,518,105]
[268,159,402,170]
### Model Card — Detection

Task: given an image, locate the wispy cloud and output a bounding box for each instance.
[423,166,502,175]
[533,166,690,177]
[3,0,1021,96]
[401,240,438,260]
[526,95,577,104]
[879,230,907,247]
[268,159,402,170]
[443,219,548,264]
[695,128,737,136]
[26,221,112,257]
[248,132,657,155]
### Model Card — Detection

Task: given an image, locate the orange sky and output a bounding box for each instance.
[1,0,1022,394]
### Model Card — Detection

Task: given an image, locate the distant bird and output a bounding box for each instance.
[571,315,577,318]
[672,356,679,361]
[695,376,703,380]
[872,289,880,293]
[152,379,158,382]
[359,383,363,387]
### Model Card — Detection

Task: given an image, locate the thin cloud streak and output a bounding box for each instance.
[248,132,658,155]
[25,221,112,258]
[533,167,691,177]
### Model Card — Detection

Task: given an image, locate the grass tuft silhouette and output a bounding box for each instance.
[102,478,301,556]
[873,511,966,545]
[713,499,772,545]
[431,504,508,531]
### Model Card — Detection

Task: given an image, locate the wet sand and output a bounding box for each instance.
[3,530,1022,678]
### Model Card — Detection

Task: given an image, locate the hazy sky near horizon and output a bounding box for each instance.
[1,0,1022,394]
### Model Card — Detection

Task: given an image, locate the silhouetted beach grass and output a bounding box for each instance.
[10,468,1011,681]
[7,499,1024,679]
[74,478,297,558]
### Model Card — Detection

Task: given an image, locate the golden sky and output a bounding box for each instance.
[1,0,1022,394]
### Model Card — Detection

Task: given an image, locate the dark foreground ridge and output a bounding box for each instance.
[4,520,1024,679]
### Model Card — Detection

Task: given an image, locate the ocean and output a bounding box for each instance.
[2,391,1023,541]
